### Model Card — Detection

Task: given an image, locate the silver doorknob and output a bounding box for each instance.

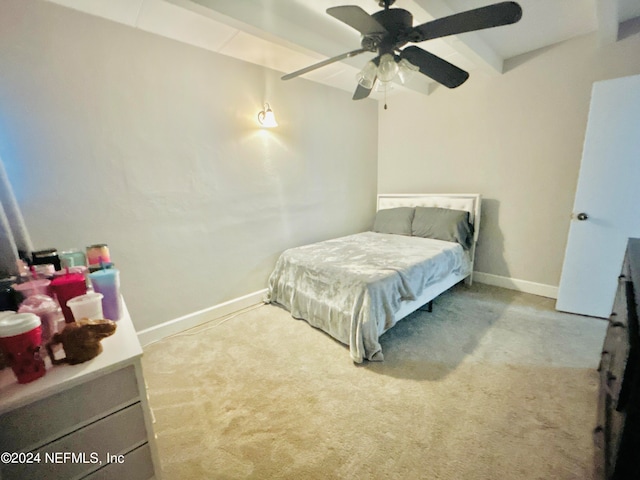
[576,212,588,221]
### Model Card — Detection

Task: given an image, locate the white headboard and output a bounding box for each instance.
[377,193,482,283]
[377,193,480,226]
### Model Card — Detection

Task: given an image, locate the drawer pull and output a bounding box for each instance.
[609,319,625,328]
[598,350,609,372]
[593,425,604,448]
[605,372,618,398]
[604,382,615,398]
[598,352,611,373]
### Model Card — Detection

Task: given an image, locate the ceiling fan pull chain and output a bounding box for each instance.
[384,85,388,110]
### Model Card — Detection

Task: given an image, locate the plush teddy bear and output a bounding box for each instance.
[46,318,116,365]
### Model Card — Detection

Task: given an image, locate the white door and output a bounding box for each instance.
[556,74,640,318]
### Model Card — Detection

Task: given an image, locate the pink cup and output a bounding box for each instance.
[18,294,64,350]
[53,266,88,277]
[0,312,46,384]
[12,279,51,299]
[50,273,87,323]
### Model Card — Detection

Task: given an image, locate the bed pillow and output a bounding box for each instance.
[372,207,415,236]
[412,207,474,249]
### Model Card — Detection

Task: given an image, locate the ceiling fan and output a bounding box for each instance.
[281,1,522,100]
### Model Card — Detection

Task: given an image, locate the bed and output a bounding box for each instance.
[266,193,482,363]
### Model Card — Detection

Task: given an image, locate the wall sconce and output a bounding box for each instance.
[257,103,278,128]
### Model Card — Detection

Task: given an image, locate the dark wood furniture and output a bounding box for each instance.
[594,238,640,479]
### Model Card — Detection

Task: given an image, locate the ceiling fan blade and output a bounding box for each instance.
[327,6,387,36]
[353,82,375,100]
[400,46,469,88]
[353,56,380,100]
[410,1,522,43]
[281,48,366,80]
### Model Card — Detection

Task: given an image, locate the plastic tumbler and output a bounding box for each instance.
[50,273,87,323]
[59,249,87,268]
[12,279,51,300]
[0,312,46,384]
[67,292,104,321]
[53,266,87,278]
[86,244,110,268]
[18,294,64,350]
[89,268,122,321]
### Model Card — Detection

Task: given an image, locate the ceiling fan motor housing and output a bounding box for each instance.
[370,8,413,54]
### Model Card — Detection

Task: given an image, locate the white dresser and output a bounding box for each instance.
[0,304,161,480]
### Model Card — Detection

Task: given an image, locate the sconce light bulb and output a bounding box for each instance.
[258,103,278,128]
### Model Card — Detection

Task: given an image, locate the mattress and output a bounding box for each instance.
[266,231,471,362]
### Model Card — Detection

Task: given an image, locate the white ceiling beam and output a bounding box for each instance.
[411,0,504,74]
[167,0,433,97]
[171,0,360,61]
[596,0,619,45]
[46,0,145,26]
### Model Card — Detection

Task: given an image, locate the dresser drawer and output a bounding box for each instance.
[602,327,629,408]
[607,408,628,477]
[593,424,605,480]
[1,402,148,480]
[84,444,155,480]
[610,278,629,327]
[0,365,140,453]
[600,282,633,410]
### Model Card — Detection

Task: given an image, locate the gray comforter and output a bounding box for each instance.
[266,231,470,363]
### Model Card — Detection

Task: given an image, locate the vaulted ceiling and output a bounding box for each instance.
[47,0,640,98]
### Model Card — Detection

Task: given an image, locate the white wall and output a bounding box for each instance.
[378,28,640,293]
[0,0,378,331]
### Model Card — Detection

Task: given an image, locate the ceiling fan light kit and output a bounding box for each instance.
[396,58,419,83]
[282,0,522,102]
[356,59,378,89]
[377,53,399,82]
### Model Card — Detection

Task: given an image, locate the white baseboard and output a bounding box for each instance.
[473,272,559,299]
[137,288,268,346]
[137,274,557,345]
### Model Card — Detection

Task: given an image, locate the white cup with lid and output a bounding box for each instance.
[67,292,104,321]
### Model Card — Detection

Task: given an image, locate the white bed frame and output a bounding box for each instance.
[377,193,482,325]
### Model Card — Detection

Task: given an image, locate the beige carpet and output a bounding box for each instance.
[142,283,607,480]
